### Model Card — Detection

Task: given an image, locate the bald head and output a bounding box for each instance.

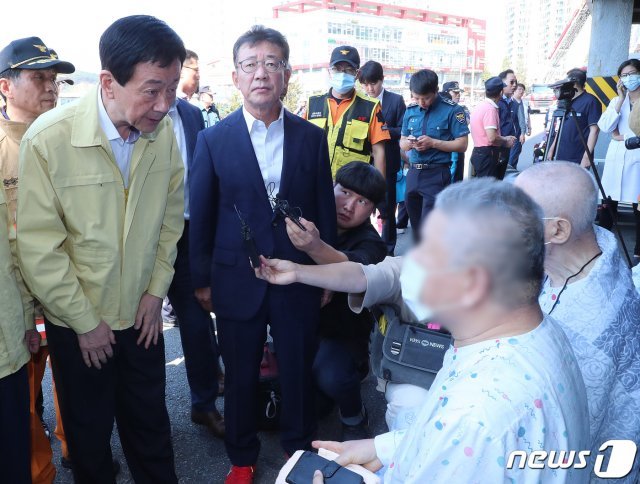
[515,162,598,238]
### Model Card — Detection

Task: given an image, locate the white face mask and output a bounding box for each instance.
[399,256,433,321]
[400,256,467,322]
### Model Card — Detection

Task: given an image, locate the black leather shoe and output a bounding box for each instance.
[191,409,225,438]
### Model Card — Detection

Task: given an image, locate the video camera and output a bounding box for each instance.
[548,77,577,109]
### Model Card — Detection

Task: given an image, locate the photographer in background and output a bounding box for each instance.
[598,58,640,265]
[546,68,601,168]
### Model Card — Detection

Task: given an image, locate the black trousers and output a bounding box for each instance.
[453,152,465,182]
[599,200,640,255]
[46,321,177,484]
[218,284,320,466]
[405,164,451,242]
[0,364,30,484]
[470,146,507,180]
[381,161,397,255]
[167,221,221,413]
[396,202,409,229]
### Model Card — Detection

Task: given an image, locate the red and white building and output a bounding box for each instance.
[273,0,486,95]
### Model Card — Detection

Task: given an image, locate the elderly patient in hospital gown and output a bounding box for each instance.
[260,178,589,483]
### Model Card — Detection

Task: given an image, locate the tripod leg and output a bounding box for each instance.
[569,109,633,268]
[633,203,640,258]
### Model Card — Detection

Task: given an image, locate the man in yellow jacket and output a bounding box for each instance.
[17,15,185,484]
[0,153,40,483]
[0,36,77,484]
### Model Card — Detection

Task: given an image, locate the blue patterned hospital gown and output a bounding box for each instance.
[374,317,589,483]
[540,226,640,483]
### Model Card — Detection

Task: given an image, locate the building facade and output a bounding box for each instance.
[273,0,486,96]
[505,0,584,84]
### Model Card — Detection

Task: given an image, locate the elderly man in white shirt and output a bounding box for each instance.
[516,161,640,483]
[259,177,589,483]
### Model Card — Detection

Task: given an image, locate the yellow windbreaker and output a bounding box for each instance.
[0,186,30,378]
[17,86,184,335]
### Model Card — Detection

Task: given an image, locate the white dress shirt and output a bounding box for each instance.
[167,102,190,219]
[377,87,385,106]
[242,105,285,197]
[97,89,140,188]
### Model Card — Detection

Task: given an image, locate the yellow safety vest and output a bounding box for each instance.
[307,91,378,178]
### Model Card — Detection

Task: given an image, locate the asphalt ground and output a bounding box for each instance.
[40,115,635,483]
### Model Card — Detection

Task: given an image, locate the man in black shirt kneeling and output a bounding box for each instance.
[282,161,387,440]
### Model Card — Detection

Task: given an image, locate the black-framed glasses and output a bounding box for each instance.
[237,58,286,74]
[509,79,517,85]
[330,66,357,76]
[183,65,200,73]
[620,71,639,79]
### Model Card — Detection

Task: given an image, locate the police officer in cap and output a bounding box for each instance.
[440,81,470,182]
[399,69,469,242]
[306,46,389,178]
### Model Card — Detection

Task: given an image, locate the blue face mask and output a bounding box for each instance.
[330,72,356,95]
[622,74,640,92]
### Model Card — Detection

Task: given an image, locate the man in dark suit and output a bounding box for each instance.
[189,26,336,484]
[166,51,224,438]
[359,61,406,255]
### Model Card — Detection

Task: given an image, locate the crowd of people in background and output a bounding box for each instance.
[1,14,640,484]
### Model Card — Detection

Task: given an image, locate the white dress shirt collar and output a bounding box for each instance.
[242,104,285,132]
[242,104,285,196]
[97,88,140,144]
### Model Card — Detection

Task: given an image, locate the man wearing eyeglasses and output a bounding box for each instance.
[189,25,336,484]
[165,49,225,439]
[306,46,389,178]
[178,49,200,101]
[497,69,522,169]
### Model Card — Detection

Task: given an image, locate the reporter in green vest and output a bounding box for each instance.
[306,46,390,178]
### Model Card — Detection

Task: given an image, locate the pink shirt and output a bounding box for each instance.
[470,99,500,147]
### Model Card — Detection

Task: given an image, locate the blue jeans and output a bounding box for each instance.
[313,339,364,419]
[509,138,523,169]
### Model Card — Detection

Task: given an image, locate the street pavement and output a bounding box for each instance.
[40,114,635,482]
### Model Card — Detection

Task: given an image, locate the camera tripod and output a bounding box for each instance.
[545,99,632,268]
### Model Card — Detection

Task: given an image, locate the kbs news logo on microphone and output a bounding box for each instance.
[506,440,638,479]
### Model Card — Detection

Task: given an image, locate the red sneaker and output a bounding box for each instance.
[225,465,255,484]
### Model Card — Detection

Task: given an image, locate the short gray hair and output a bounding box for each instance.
[516,161,598,237]
[434,178,545,307]
[232,25,290,67]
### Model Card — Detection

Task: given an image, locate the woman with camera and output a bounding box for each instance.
[598,58,640,265]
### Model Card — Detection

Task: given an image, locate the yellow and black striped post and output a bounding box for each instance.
[585,76,619,110]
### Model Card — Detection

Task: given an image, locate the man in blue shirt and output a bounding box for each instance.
[399,69,469,242]
[498,69,521,168]
[548,68,601,166]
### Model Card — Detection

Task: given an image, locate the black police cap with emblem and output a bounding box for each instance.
[330,46,360,69]
[0,37,75,76]
[442,81,461,93]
